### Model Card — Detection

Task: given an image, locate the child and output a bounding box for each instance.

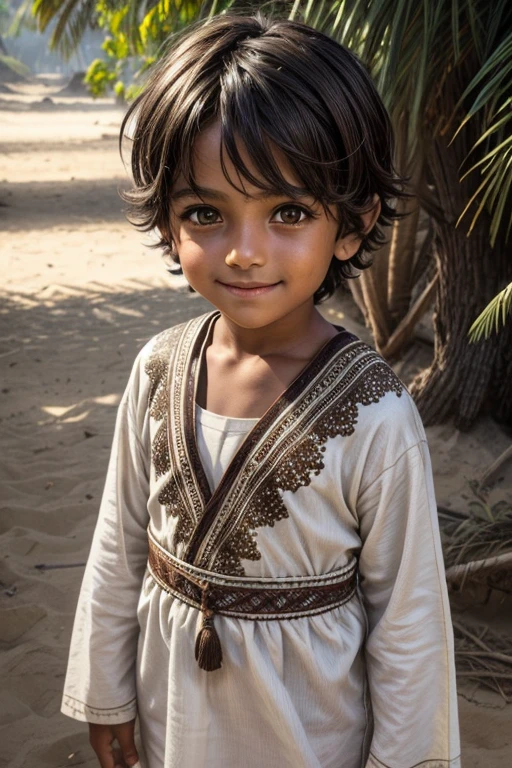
[62,13,460,768]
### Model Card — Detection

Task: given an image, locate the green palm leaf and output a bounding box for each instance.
[469,282,512,341]
[29,0,243,56]
[30,0,101,57]
[453,30,512,245]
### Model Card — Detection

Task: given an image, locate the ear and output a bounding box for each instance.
[333,195,381,262]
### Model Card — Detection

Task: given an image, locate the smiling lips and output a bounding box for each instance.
[217,280,281,297]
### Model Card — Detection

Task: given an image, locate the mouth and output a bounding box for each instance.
[217,280,281,297]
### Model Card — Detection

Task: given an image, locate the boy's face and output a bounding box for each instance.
[168,121,375,331]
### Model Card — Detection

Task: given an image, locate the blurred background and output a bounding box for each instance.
[1,1,511,765]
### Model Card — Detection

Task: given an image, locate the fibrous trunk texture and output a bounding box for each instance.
[410,134,512,430]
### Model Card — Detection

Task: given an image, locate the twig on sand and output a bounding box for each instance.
[456,670,512,680]
[445,552,512,587]
[0,347,21,359]
[453,619,512,701]
[480,444,512,487]
[34,562,86,570]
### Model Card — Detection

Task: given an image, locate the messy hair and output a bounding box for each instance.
[120,13,406,303]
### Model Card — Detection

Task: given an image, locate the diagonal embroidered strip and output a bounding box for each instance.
[147,528,358,671]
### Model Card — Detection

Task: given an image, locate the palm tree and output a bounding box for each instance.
[28,0,512,428]
[294,0,512,430]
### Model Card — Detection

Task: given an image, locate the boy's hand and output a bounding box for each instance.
[89,719,140,768]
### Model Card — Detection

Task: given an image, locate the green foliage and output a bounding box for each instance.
[0,53,32,77]
[291,1,512,345]
[0,0,9,26]
[76,1,202,99]
[29,0,253,96]
[293,1,512,248]
[31,0,100,58]
[113,78,125,97]
[468,282,512,342]
[26,0,512,246]
[5,1,37,37]
[455,32,512,248]
[84,56,117,96]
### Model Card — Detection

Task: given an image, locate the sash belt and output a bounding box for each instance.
[147,529,358,672]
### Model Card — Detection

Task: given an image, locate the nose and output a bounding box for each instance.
[224,224,266,269]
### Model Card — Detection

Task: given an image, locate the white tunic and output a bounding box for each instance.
[195,404,259,493]
[61,311,461,768]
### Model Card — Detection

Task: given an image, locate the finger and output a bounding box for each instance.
[114,722,140,767]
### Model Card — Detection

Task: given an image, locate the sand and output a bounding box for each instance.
[1,77,511,768]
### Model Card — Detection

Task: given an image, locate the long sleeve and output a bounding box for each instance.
[357,435,460,768]
[61,352,150,724]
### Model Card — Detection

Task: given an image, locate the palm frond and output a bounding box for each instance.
[468,282,512,341]
[453,29,512,244]
[29,0,227,57]
[7,0,36,37]
[0,53,32,77]
[31,0,99,57]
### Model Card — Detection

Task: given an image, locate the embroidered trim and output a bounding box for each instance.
[367,754,461,768]
[145,322,197,553]
[148,529,358,620]
[203,346,403,575]
[184,325,360,568]
[145,324,182,465]
[62,693,137,719]
[145,312,404,576]
[169,315,214,523]
[149,527,357,587]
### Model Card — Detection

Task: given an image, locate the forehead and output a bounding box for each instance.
[179,119,302,195]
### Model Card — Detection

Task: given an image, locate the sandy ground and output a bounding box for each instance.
[1,77,511,767]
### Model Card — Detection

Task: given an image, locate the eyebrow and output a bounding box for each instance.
[170,185,313,202]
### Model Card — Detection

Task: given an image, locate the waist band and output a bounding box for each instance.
[147,529,358,671]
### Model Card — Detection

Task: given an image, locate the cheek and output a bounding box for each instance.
[178,247,207,281]
[284,229,336,275]
[175,233,220,287]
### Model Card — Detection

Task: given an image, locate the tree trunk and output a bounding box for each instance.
[349,191,423,351]
[410,133,512,430]
[387,112,423,323]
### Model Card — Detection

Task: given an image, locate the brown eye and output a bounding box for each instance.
[189,207,220,225]
[275,206,307,225]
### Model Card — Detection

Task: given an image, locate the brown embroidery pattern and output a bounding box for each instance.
[148,531,357,619]
[145,314,405,574]
[144,323,196,552]
[367,754,460,768]
[205,346,403,575]
[167,315,213,527]
[145,326,182,440]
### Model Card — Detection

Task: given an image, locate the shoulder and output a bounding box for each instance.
[138,320,188,381]
[329,336,427,473]
[124,311,214,407]
[332,335,406,414]
[136,309,216,379]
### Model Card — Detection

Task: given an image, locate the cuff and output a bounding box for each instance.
[61,693,137,724]
[366,754,462,768]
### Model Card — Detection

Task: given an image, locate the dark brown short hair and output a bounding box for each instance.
[120,13,406,303]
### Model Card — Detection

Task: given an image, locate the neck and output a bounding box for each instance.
[213,302,337,360]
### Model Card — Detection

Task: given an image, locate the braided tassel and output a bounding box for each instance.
[194,581,222,671]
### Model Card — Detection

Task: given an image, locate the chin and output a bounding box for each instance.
[218,307,283,329]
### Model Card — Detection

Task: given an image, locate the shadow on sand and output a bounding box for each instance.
[0,282,210,767]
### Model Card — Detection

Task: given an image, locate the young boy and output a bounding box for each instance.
[62,13,460,768]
